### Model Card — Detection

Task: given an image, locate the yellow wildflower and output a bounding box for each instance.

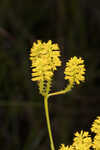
[73,130,92,150]
[59,144,73,150]
[91,116,100,134]
[59,144,66,150]
[30,40,61,82]
[91,116,100,150]
[64,56,85,84]
[92,134,100,150]
[65,146,74,150]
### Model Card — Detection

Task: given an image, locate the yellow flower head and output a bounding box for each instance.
[59,144,73,150]
[59,144,66,150]
[91,116,100,134]
[91,116,100,150]
[73,131,92,150]
[30,40,61,82]
[92,134,100,150]
[64,56,86,85]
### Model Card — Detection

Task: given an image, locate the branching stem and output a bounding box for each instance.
[48,83,73,98]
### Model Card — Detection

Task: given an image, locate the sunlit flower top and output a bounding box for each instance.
[91,116,100,134]
[91,116,100,150]
[59,116,100,150]
[73,131,92,150]
[92,134,100,150]
[64,56,86,84]
[59,144,66,150]
[30,40,61,81]
[59,144,73,150]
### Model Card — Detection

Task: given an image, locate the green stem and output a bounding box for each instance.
[44,96,55,150]
[48,82,73,98]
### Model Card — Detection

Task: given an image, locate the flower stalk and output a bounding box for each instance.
[48,82,73,98]
[44,95,55,150]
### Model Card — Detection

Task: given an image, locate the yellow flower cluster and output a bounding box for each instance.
[64,56,85,84]
[73,131,92,150]
[30,40,86,96]
[91,116,100,134]
[59,144,66,150]
[59,144,73,150]
[59,131,92,150]
[30,40,61,81]
[91,116,100,150]
[59,116,100,150]
[30,40,86,86]
[93,134,100,150]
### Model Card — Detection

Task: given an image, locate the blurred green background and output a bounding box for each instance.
[0,0,100,150]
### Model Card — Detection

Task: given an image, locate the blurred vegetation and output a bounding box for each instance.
[0,0,100,150]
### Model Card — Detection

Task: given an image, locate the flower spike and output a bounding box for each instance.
[73,131,92,150]
[30,40,61,82]
[91,116,100,150]
[64,56,86,85]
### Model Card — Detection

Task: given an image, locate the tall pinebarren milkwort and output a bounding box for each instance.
[29,40,100,150]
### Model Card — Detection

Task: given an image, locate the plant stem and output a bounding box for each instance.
[48,82,73,98]
[44,96,55,150]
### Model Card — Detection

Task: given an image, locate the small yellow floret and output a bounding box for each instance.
[91,116,100,134]
[64,56,86,85]
[91,116,100,150]
[93,134,100,150]
[73,130,92,150]
[59,144,73,150]
[30,40,61,82]
[59,144,66,150]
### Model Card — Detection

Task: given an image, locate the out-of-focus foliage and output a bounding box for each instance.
[0,0,100,150]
